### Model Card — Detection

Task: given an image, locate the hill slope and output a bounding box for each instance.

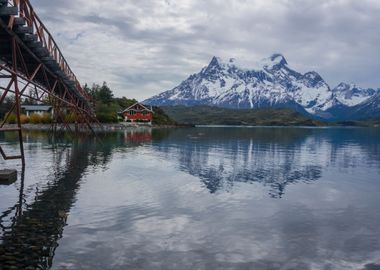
[162,106,325,126]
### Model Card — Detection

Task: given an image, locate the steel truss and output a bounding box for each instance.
[0,0,100,165]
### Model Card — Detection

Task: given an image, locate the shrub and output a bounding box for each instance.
[20,114,29,124]
[96,112,118,123]
[5,113,17,124]
[64,113,78,123]
[29,113,42,124]
[41,113,52,124]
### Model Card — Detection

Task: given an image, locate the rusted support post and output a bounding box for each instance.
[0,0,101,165]
[12,37,25,165]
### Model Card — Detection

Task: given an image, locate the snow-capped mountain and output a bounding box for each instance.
[332,83,378,107]
[144,54,380,120]
[347,93,380,119]
[321,83,380,120]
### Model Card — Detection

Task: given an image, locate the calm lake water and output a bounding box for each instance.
[1,127,380,270]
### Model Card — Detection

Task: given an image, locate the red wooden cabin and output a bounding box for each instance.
[122,102,153,123]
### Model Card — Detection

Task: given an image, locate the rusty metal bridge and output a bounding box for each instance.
[0,0,99,164]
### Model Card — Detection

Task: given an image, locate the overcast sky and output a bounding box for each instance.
[33,0,380,100]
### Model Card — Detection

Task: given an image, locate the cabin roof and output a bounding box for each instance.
[21,105,52,111]
[122,102,153,113]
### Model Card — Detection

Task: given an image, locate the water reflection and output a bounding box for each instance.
[0,127,380,269]
[0,129,156,269]
[152,128,380,197]
[0,138,90,268]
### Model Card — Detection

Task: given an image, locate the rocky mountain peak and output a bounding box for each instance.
[144,54,380,120]
[334,82,355,92]
[261,54,288,70]
[269,53,287,65]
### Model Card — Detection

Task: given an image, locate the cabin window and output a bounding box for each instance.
[129,110,136,115]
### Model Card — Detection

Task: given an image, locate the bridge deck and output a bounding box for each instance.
[0,0,100,164]
[0,0,91,111]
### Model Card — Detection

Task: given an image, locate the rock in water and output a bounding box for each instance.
[0,169,17,184]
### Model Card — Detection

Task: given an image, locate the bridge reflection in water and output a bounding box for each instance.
[0,127,380,269]
[0,138,90,269]
[0,129,153,269]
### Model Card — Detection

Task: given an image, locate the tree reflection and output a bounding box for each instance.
[1,127,379,268]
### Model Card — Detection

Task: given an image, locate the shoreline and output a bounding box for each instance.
[2,122,377,133]
[1,123,188,133]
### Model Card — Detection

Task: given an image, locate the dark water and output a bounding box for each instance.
[1,127,380,270]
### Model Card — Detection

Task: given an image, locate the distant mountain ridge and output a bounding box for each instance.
[144,54,380,120]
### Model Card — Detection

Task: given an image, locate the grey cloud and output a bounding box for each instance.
[33,0,380,100]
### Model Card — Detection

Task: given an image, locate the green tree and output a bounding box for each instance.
[81,81,176,125]
[84,82,119,123]
[92,82,114,104]
[99,82,114,104]
[83,83,92,96]
[0,95,14,120]
[114,97,138,110]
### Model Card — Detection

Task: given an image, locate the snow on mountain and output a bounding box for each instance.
[332,83,379,107]
[347,92,380,119]
[144,54,379,120]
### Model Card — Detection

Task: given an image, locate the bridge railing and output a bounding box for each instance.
[4,0,92,102]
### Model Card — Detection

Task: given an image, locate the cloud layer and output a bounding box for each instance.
[33,0,380,100]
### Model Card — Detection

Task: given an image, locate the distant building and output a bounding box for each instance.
[21,105,53,117]
[121,102,153,123]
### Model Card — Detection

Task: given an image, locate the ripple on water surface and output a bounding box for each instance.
[1,127,380,269]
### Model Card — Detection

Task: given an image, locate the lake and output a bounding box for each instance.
[1,127,380,270]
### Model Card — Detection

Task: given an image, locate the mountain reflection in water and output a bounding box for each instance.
[0,127,380,270]
[153,128,380,197]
